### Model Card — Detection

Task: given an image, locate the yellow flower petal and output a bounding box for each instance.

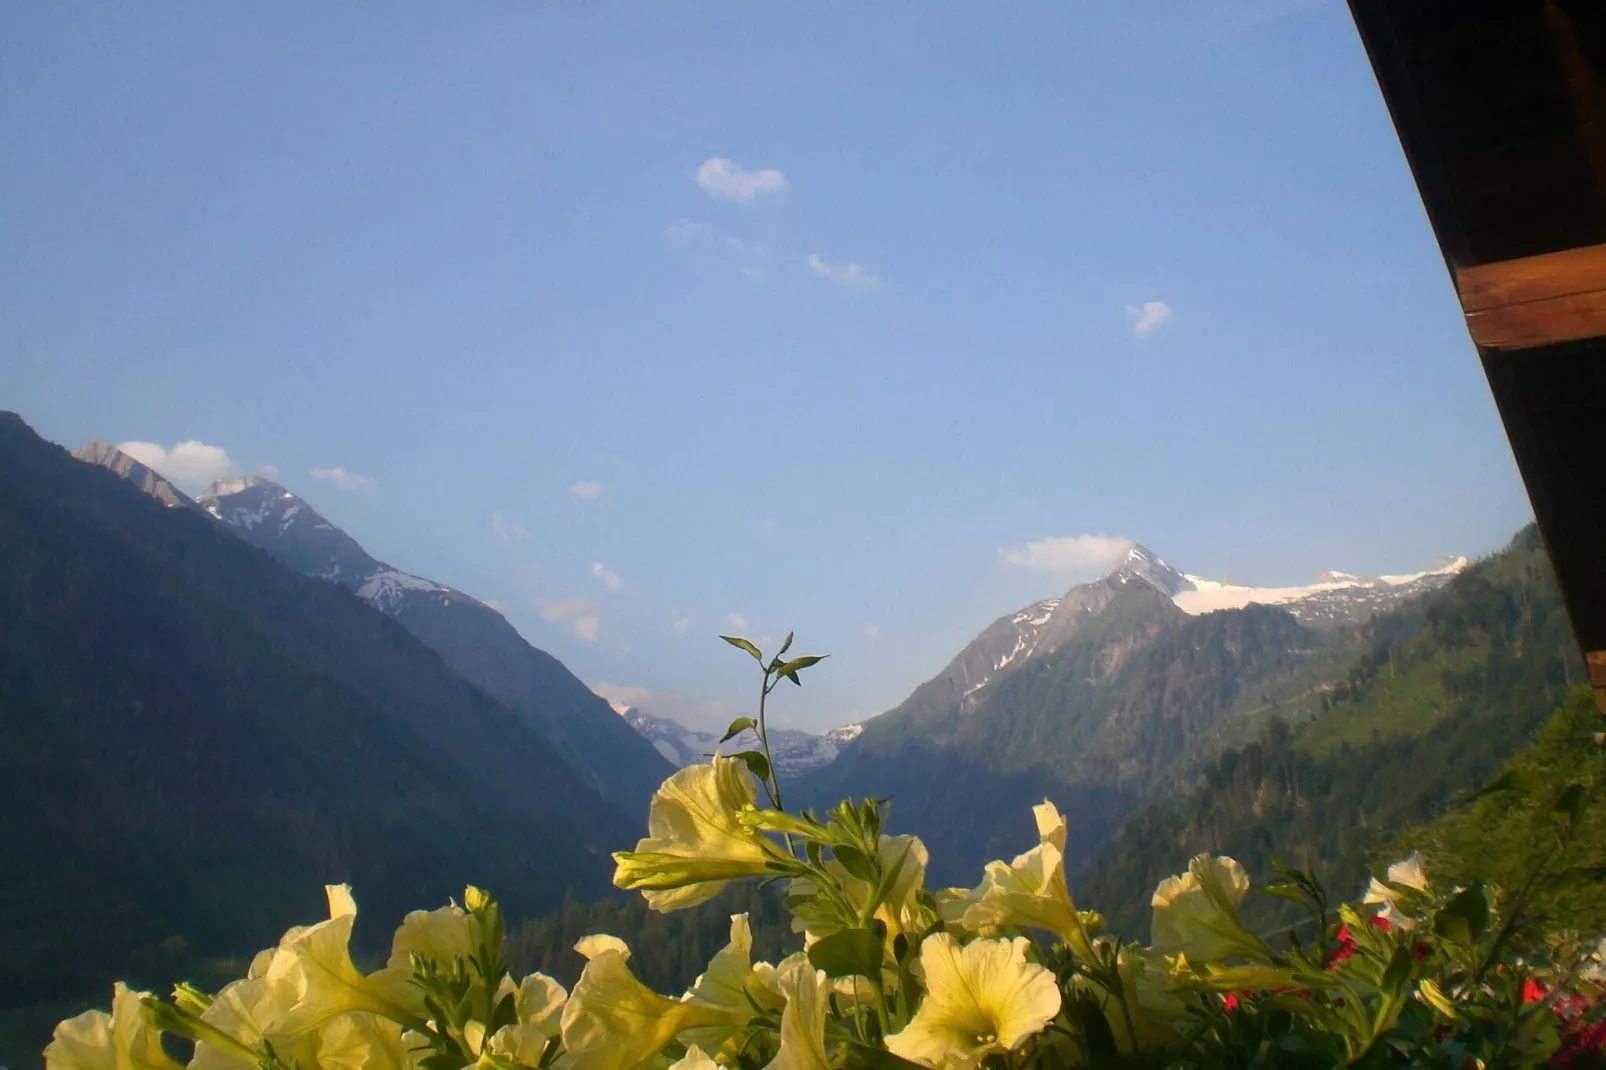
[1150,855,1270,963]
[764,963,831,1070]
[668,1046,721,1070]
[315,1014,410,1070]
[959,801,1094,960]
[575,933,632,961]
[559,949,739,1070]
[46,984,181,1070]
[487,973,567,1065]
[886,935,1059,1070]
[613,758,787,911]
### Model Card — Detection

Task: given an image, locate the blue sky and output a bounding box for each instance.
[2,1,1533,731]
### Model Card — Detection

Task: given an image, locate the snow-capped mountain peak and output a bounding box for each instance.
[613,705,857,775]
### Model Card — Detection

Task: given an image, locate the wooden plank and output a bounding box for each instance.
[1464,288,1606,349]
[1589,650,1606,714]
[1457,244,1606,311]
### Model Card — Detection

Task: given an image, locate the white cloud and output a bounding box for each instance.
[491,511,529,543]
[568,480,604,501]
[807,254,882,292]
[116,440,235,489]
[672,616,694,637]
[741,264,766,282]
[726,613,748,630]
[1002,533,1136,583]
[310,466,376,491]
[592,683,730,731]
[256,463,280,479]
[592,562,622,589]
[539,597,599,641]
[1124,300,1173,337]
[696,156,787,201]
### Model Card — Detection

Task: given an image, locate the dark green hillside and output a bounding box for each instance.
[1076,526,1582,939]
[1391,688,1606,935]
[0,413,634,1009]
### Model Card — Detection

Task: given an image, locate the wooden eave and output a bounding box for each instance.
[1348,0,1606,710]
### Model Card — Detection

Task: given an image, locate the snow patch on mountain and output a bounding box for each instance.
[1173,557,1469,619]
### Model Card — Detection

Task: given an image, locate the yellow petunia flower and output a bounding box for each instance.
[613,757,794,911]
[764,962,832,1070]
[960,801,1097,961]
[486,972,567,1066]
[681,914,782,1053]
[314,1013,411,1070]
[885,934,1060,1070]
[668,1046,721,1069]
[558,947,743,1070]
[46,983,181,1070]
[189,886,415,1070]
[369,901,479,1015]
[1149,855,1271,963]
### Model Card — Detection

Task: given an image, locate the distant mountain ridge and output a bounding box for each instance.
[799,541,1467,885]
[70,457,673,821]
[613,704,861,775]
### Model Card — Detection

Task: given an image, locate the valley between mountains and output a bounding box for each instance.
[4,410,1598,1053]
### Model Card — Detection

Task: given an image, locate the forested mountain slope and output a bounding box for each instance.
[800,574,1351,886]
[0,413,633,1007]
[1076,526,1582,938]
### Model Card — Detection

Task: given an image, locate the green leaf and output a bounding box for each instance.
[719,717,756,743]
[733,750,771,782]
[808,927,885,980]
[778,631,795,657]
[775,655,828,679]
[1434,881,1490,945]
[491,991,519,1031]
[832,843,877,883]
[1380,946,1414,996]
[720,635,763,662]
[839,1043,926,1070]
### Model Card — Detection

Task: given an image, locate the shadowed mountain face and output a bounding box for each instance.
[2,413,635,1005]
[103,470,673,823]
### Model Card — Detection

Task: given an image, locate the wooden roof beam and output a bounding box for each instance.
[1457,243,1606,349]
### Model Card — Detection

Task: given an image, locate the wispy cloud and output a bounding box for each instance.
[539,597,599,641]
[666,219,710,241]
[863,624,882,640]
[568,480,604,501]
[491,511,529,543]
[1124,300,1173,337]
[726,613,748,630]
[310,466,376,491]
[672,616,694,637]
[117,440,235,489]
[808,254,882,293]
[592,562,622,589]
[256,463,280,479]
[666,220,768,281]
[696,156,787,201]
[1002,533,1135,583]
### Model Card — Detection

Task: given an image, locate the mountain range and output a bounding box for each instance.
[794,541,1472,886]
[614,703,862,775]
[2,414,636,1008]
[68,455,675,823]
